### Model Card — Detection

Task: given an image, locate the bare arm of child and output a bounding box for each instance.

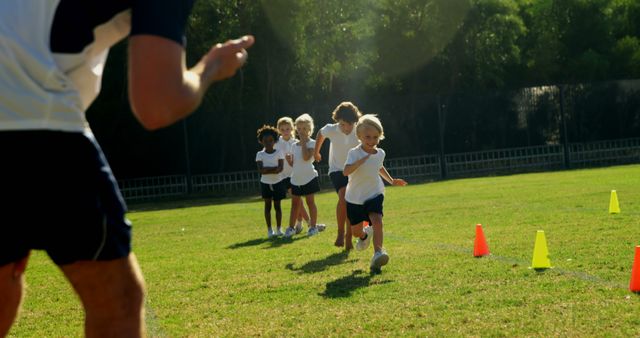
[257,160,284,174]
[379,166,408,186]
[313,131,325,162]
[285,154,293,167]
[343,154,371,176]
[301,141,315,161]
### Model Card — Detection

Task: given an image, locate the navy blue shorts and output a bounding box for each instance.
[260,180,287,200]
[346,194,384,225]
[329,171,348,193]
[291,177,320,196]
[282,177,292,190]
[0,131,132,266]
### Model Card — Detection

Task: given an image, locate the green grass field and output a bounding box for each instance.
[9,164,640,337]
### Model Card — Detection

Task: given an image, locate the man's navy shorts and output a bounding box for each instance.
[0,131,132,266]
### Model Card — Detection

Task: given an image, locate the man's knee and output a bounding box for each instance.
[0,262,26,337]
[62,255,146,317]
[100,258,145,317]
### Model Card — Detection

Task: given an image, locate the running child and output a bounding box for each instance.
[343,114,407,273]
[275,116,311,234]
[255,125,286,238]
[314,102,361,250]
[284,114,322,237]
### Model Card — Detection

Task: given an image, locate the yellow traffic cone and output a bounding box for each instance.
[609,190,620,214]
[530,230,552,270]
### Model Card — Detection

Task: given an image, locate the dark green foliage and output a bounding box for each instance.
[87,0,640,178]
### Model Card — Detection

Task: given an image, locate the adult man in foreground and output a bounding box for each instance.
[0,1,254,336]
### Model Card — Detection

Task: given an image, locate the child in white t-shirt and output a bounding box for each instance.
[314,102,361,250]
[255,125,286,238]
[283,114,322,238]
[343,115,407,273]
[275,116,310,234]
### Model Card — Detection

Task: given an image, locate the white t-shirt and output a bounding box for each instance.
[290,139,318,186]
[344,146,386,205]
[274,136,296,178]
[319,123,360,173]
[255,149,285,184]
[0,1,193,132]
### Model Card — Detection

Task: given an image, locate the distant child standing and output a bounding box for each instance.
[314,102,361,250]
[343,115,407,272]
[275,116,311,234]
[284,114,322,237]
[255,125,286,238]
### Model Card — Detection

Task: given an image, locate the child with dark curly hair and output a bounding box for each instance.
[255,125,286,238]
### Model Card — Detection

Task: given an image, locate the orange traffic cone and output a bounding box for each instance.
[473,224,490,257]
[630,246,640,293]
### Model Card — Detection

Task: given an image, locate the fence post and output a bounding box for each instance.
[437,94,447,179]
[559,85,571,169]
[182,120,193,194]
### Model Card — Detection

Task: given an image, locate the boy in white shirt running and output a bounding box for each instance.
[314,102,361,250]
[343,115,407,273]
[255,125,286,238]
[284,114,323,237]
[275,117,311,234]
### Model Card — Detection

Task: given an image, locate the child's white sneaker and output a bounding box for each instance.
[307,226,319,236]
[370,249,389,271]
[267,228,275,238]
[284,227,295,238]
[316,223,326,232]
[294,222,303,234]
[276,228,284,236]
[356,226,373,251]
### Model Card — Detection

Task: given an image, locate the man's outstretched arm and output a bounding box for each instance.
[128,35,255,130]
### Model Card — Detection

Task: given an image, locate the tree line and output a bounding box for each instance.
[87,0,640,179]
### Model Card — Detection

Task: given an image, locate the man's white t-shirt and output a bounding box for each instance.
[290,139,318,186]
[255,149,285,184]
[274,136,296,178]
[319,123,359,173]
[344,146,386,205]
[0,1,194,132]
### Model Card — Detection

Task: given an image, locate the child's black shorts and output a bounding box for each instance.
[281,177,292,190]
[260,180,287,200]
[329,171,349,193]
[346,194,384,225]
[291,177,320,196]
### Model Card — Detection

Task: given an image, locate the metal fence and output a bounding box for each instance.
[118,137,640,203]
[569,138,640,168]
[445,144,565,177]
[118,175,187,201]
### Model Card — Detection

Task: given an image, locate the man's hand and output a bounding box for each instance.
[200,35,255,84]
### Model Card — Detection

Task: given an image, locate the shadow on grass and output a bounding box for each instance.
[264,235,310,249]
[129,193,262,212]
[285,251,354,274]
[226,234,310,250]
[319,269,393,298]
[226,237,271,249]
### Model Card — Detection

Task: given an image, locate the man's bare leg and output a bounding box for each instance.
[60,254,146,338]
[0,255,29,337]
